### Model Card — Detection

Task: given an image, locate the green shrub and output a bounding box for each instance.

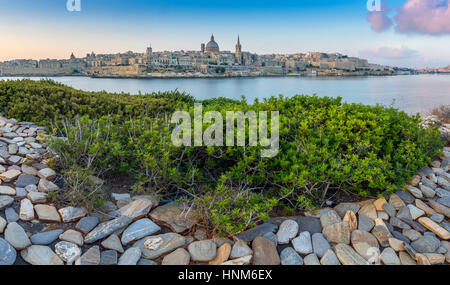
[0,79,194,128]
[1,80,444,235]
[48,116,110,210]
[193,181,278,236]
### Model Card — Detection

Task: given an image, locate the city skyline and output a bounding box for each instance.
[0,0,450,68]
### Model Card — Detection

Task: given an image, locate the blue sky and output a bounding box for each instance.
[0,0,449,67]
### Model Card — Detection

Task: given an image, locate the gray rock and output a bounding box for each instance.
[188,240,217,262]
[230,240,253,258]
[437,176,450,188]
[121,218,161,245]
[101,234,124,253]
[0,195,14,210]
[441,220,450,233]
[411,235,440,253]
[380,247,400,265]
[27,192,47,203]
[6,155,21,165]
[55,241,82,262]
[419,184,436,198]
[303,253,320,265]
[37,168,56,181]
[4,222,31,250]
[213,237,233,247]
[137,259,158,265]
[430,213,445,223]
[403,229,421,241]
[133,233,186,260]
[292,231,313,255]
[76,246,100,265]
[358,214,375,232]
[8,143,18,155]
[396,190,415,204]
[377,211,389,220]
[75,216,100,234]
[30,229,64,245]
[437,246,447,255]
[320,249,341,265]
[162,248,191,265]
[85,215,133,244]
[422,177,437,189]
[334,203,361,218]
[435,188,450,198]
[262,232,278,245]
[396,206,412,220]
[58,206,87,223]
[59,230,84,247]
[101,201,117,212]
[235,223,277,242]
[382,203,396,218]
[25,184,38,193]
[280,247,303,265]
[21,245,63,265]
[100,250,118,265]
[437,196,450,208]
[118,199,153,220]
[334,243,369,265]
[390,217,411,230]
[276,220,299,244]
[391,231,410,244]
[16,174,39,187]
[400,218,427,234]
[38,179,59,193]
[5,207,19,223]
[0,237,16,265]
[407,204,425,220]
[296,216,323,234]
[270,216,322,234]
[0,185,16,196]
[194,227,207,241]
[112,193,131,205]
[320,210,341,228]
[312,233,331,258]
[15,188,27,198]
[118,247,142,265]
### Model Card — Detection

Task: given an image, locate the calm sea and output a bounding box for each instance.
[2,74,450,114]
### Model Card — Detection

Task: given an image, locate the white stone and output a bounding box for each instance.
[19,198,35,221]
[276,220,299,244]
[0,186,16,196]
[292,231,313,255]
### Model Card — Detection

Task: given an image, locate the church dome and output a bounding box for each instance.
[206,35,219,52]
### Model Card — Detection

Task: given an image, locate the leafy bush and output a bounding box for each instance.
[0,79,194,128]
[194,181,278,236]
[48,116,109,210]
[0,79,444,235]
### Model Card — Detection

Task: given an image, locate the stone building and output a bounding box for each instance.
[205,35,219,53]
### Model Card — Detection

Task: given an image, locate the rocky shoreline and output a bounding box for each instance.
[1,115,449,265]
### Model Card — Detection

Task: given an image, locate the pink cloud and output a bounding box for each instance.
[394,0,450,35]
[367,10,393,32]
[360,45,419,60]
[367,3,393,32]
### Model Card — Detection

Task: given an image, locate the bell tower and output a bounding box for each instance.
[235,35,243,65]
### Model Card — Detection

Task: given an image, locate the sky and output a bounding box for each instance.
[0,0,449,68]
